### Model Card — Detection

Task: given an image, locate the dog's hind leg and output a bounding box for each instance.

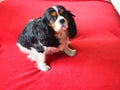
[29,47,50,71]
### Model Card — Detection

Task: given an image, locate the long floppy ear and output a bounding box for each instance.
[67,11,77,38]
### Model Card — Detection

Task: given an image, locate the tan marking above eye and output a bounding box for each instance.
[60,9,64,14]
[51,11,57,17]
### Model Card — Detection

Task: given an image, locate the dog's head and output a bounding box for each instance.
[41,5,77,38]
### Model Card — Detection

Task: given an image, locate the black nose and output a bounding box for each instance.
[60,19,65,24]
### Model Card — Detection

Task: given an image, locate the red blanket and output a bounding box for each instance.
[0,0,120,90]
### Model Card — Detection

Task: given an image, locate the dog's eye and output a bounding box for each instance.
[59,9,65,14]
[51,11,57,17]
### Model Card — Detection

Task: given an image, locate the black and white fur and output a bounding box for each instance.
[17,5,77,71]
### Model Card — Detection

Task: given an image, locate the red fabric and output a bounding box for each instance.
[45,0,105,1]
[0,0,120,90]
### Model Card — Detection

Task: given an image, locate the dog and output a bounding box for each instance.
[17,5,77,71]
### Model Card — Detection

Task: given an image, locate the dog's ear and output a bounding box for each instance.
[67,11,77,38]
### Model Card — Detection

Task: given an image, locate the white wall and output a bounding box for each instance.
[111,0,120,15]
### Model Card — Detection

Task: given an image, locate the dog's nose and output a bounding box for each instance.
[60,19,65,24]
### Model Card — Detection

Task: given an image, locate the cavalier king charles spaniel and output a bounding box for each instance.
[17,5,77,71]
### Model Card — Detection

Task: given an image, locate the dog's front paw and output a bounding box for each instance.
[36,63,50,72]
[67,49,77,56]
[69,49,77,56]
[64,47,77,56]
